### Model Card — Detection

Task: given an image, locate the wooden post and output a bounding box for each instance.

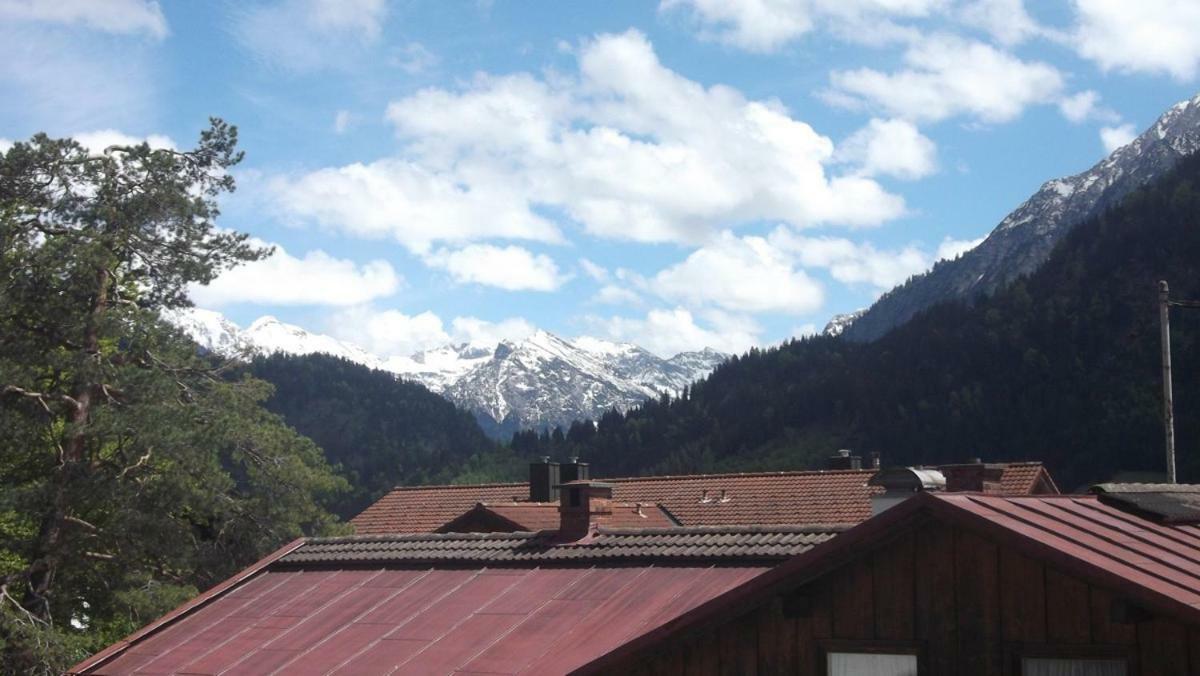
[1160,280,1177,484]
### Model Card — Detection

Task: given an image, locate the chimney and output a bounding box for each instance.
[827,449,862,470]
[868,467,946,515]
[941,459,1006,493]
[870,452,881,470]
[557,480,614,541]
[529,457,561,502]
[560,457,590,484]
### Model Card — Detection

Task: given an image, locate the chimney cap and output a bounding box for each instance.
[868,467,946,491]
[555,480,614,489]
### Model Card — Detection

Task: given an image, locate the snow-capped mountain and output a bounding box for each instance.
[822,310,866,337]
[166,308,726,436]
[842,92,1200,342]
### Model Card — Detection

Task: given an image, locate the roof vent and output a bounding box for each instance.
[868,467,946,515]
[717,489,731,503]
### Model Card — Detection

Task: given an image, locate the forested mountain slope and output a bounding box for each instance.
[525,151,1200,490]
[246,354,519,518]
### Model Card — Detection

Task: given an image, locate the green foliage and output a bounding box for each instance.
[0,123,345,673]
[246,353,521,518]
[520,152,1200,490]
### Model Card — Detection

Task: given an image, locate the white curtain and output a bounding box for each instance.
[827,652,918,676]
[1022,658,1127,676]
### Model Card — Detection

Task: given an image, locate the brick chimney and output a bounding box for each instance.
[556,480,614,541]
[941,460,1006,493]
[560,457,590,484]
[529,457,560,502]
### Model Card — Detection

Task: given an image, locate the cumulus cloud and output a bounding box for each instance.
[659,0,946,52]
[0,0,168,38]
[771,229,932,289]
[826,34,1063,124]
[579,258,609,282]
[390,42,437,74]
[1072,0,1200,81]
[956,0,1042,45]
[272,30,906,252]
[0,138,13,153]
[592,285,643,306]
[651,231,824,314]
[1100,123,1137,153]
[423,244,567,292]
[935,234,985,261]
[836,118,938,180]
[329,306,535,356]
[189,244,400,307]
[232,0,387,72]
[582,307,759,356]
[450,316,537,345]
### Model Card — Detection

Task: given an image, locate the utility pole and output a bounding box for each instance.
[1160,281,1176,484]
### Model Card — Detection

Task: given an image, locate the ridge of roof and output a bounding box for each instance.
[307,523,847,546]
[1093,482,1200,493]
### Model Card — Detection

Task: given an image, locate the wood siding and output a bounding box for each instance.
[607,523,1200,676]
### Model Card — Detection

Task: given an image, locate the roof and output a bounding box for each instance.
[351,462,1057,535]
[1092,483,1200,524]
[71,526,835,676]
[575,492,1200,674]
[437,501,678,533]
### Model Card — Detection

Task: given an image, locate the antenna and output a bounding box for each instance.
[1159,280,1200,484]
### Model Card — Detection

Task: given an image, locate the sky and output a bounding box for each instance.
[2,0,1200,357]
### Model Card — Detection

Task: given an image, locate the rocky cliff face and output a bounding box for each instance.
[843,93,1200,342]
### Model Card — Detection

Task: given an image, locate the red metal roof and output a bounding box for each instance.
[351,463,1055,535]
[575,491,1200,674]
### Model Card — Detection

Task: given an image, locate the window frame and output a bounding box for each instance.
[819,639,926,675]
[1005,643,1134,676]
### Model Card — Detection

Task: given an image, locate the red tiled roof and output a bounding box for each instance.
[438,501,677,533]
[351,462,1055,535]
[576,491,1200,674]
[70,526,835,675]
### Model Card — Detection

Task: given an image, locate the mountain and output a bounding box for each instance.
[166,309,726,436]
[822,310,865,337]
[517,143,1200,489]
[843,92,1200,342]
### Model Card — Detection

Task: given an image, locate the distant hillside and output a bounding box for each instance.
[844,92,1200,342]
[524,149,1200,490]
[246,353,520,518]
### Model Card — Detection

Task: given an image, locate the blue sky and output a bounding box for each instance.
[3,1,1199,356]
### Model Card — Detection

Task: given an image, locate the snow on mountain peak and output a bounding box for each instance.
[166,307,727,436]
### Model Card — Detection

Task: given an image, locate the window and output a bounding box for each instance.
[828,652,918,676]
[1021,657,1126,676]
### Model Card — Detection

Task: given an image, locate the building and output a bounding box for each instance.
[352,457,1058,535]
[68,481,840,675]
[582,485,1200,676]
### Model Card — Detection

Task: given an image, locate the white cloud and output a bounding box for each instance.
[1072,0,1200,81]
[659,0,946,52]
[450,316,536,345]
[330,306,450,356]
[424,244,567,292]
[333,110,352,134]
[651,231,824,314]
[582,307,759,356]
[579,258,609,282]
[73,129,175,155]
[836,118,937,180]
[935,234,985,260]
[826,34,1064,123]
[0,0,168,38]
[189,244,400,307]
[592,285,643,306]
[770,228,932,289]
[277,30,906,251]
[956,0,1041,45]
[1057,90,1098,123]
[232,0,387,72]
[1100,123,1137,153]
[0,138,12,153]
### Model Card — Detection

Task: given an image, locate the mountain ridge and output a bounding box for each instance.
[166,308,726,436]
[843,92,1200,341]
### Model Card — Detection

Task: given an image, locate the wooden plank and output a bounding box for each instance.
[1190,627,1200,676]
[1087,586,1136,646]
[873,531,916,641]
[831,557,874,639]
[1138,618,1189,676]
[683,630,720,676]
[756,598,785,675]
[999,547,1045,643]
[811,581,833,639]
[794,597,817,676]
[915,523,957,676]
[954,529,1001,676]
[734,611,759,676]
[1044,567,1091,644]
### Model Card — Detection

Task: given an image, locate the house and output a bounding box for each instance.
[352,456,1058,535]
[580,483,1200,676]
[68,480,841,675]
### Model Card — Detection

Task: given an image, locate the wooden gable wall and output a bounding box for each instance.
[601,520,1200,676]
